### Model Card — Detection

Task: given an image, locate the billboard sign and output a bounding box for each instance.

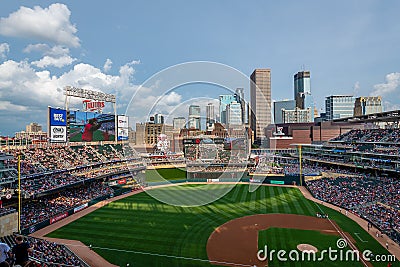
[50,126,67,142]
[117,115,129,128]
[69,110,115,142]
[118,128,129,140]
[83,100,105,112]
[49,108,67,126]
[48,107,67,142]
[117,115,129,141]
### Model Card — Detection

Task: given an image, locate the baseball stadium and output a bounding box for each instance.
[0,91,400,267]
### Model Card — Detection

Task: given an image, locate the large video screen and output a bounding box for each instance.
[69,111,115,142]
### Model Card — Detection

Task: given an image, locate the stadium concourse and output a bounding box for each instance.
[0,128,399,266]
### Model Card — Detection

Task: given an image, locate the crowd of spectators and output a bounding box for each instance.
[331,128,400,144]
[28,236,86,267]
[2,145,144,197]
[306,175,400,244]
[21,180,113,229]
[0,235,86,267]
[8,144,136,175]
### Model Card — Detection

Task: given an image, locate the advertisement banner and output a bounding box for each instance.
[117,178,127,185]
[117,115,129,141]
[50,212,68,224]
[117,128,129,141]
[48,107,67,142]
[50,126,67,142]
[117,115,129,128]
[73,203,88,213]
[49,108,67,126]
[69,110,115,142]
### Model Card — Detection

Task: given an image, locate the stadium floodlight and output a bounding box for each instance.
[64,86,116,103]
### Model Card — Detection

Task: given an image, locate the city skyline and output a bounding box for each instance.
[1,1,400,135]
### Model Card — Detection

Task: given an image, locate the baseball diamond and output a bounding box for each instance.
[38,182,391,267]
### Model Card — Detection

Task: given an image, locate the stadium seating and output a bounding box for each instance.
[306,176,400,245]
[1,234,88,267]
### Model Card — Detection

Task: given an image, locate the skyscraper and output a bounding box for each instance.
[235,88,245,124]
[206,103,215,131]
[154,114,164,124]
[219,95,236,124]
[294,71,311,99]
[226,101,242,127]
[294,71,314,121]
[188,105,201,129]
[325,95,354,120]
[206,103,215,125]
[250,69,272,143]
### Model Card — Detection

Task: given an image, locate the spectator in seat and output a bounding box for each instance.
[11,236,34,267]
[0,241,11,267]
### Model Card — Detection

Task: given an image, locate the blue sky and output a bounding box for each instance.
[0,0,400,135]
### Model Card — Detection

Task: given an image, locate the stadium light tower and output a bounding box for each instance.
[64,86,117,142]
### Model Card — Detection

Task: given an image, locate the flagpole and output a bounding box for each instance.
[18,154,21,233]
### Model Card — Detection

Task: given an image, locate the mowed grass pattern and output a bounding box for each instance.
[47,184,390,267]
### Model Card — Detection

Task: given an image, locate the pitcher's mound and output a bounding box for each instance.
[297,244,318,252]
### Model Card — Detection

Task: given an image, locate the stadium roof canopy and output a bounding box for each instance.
[333,109,400,123]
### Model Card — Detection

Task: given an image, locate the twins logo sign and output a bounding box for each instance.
[83,100,105,112]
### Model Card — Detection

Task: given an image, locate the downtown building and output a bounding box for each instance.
[273,99,296,124]
[250,69,272,144]
[226,101,243,128]
[188,105,201,130]
[219,95,236,124]
[354,96,383,116]
[206,103,215,131]
[173,117,186,130]
[294,71,315,121]
[325,95,355,120]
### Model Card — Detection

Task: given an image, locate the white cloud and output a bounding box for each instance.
[24,44,75,68]
[0,101,28,111]
[128,60,141,65]
[0,3,80,47]
[103,58,112,72]
[32,55,76,68]
[0,60,64,108]
[370,72,400,96]
[0,43,10,59]
[23,43,49,53]
[160,92,182,105]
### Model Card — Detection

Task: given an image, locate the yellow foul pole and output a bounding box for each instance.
[18,154,21,233]
[299,145,302,186]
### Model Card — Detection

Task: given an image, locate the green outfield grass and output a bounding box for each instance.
[145,168,186,182]
[46,184,392,267]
